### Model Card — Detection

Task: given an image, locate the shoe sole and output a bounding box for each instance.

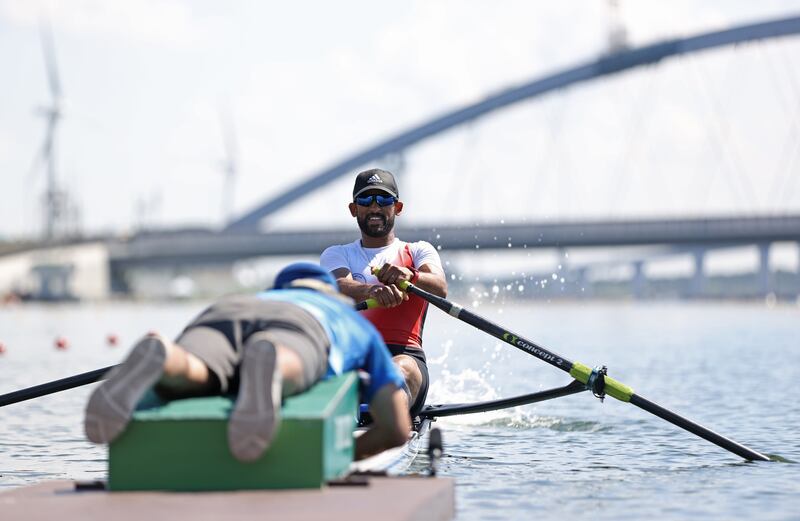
[228,339,282,462]
[84,336,166,444]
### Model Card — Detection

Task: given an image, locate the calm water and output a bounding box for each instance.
[1,300,798,520]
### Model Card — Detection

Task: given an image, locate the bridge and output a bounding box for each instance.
[110,215,800,267]
[226,14,800,231]
[4,14,800,300]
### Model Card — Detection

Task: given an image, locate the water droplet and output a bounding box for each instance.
[551,274,557,280]
[518,285,524,292]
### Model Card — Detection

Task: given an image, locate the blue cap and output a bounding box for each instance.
[274,262,338,290]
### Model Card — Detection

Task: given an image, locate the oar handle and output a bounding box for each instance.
[355,299,379,311]
[354,267,412,310]
[369,266,412,291]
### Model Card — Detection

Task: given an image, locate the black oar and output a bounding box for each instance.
[420,380,586,419]
[392,279,769,461]
[0,365,115,407]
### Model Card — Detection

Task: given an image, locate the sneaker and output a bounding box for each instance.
[227,338,282,462]
[84,335,166,444]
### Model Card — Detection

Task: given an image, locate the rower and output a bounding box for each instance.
[320,168,448,418]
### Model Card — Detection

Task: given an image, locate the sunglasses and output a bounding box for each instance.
[355,194,397,207]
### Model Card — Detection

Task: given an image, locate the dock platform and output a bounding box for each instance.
[0,476,454,521]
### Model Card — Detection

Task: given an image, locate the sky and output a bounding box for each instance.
[2,0,800,240]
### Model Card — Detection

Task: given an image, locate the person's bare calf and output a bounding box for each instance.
[154,333,216,397]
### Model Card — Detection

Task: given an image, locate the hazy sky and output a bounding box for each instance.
[2,0,800,239]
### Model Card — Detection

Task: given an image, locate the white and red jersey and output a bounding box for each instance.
[320,238,442,349]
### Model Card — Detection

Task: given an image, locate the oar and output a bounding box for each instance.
[0,365,115,407]
[420,380,587,419]
[385,277,769,461]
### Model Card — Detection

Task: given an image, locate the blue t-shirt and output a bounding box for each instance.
[255,289,404,402]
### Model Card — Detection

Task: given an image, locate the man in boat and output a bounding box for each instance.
[320,168,447,419]
[84,262,410,462]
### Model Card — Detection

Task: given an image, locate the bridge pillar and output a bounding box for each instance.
[757,242,771,297]
[689,249,705,299]
[632,261,646,300]
[30,264,76,301]
[576,267,592,298]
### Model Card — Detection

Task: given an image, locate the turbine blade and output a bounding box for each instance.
[26,140,48,183]
[218,102,239,174]
[27,115,56,183]
[39,18,62,100]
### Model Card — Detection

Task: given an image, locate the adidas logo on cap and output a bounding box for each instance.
[367,174,382,184]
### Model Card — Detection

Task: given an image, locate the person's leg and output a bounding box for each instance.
[155,336,216,396]
[85,332,213,444]
[408,357,429,418]
[228,328,326,462]
[392,354,422,407]
[355,384,411,460]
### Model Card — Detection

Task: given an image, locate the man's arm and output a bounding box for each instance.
[355,384,410,460]
[332,267,406,308]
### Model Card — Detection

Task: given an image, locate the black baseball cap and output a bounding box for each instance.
[352,169,399,199]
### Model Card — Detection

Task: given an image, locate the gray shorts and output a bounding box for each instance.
[174,295,329,394]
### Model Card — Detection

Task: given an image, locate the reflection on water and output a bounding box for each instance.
[1,300,799,520]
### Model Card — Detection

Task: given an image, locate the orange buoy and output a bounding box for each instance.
[55,337,69,350]
[106,333,119,346]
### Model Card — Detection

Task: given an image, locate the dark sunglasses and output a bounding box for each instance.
[355,194,397,207]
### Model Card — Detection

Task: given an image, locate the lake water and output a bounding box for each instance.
[1,299,798,520]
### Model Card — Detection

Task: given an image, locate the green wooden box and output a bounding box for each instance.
[108,372,358,491]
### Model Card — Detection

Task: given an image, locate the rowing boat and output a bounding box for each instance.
[352,416,432,474]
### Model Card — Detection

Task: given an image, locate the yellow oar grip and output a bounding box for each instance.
[363,298,379,309]
[369,266,411,290]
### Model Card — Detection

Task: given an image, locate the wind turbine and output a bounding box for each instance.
[218,102,239,226]
[30,18,64,240]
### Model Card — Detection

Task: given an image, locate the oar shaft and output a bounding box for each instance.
[403,283,575,373]
[421,380,587,419]
[630,394,770,461]
[0,365,114,407]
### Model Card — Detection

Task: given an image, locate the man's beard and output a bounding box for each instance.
[357,213,395,238]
